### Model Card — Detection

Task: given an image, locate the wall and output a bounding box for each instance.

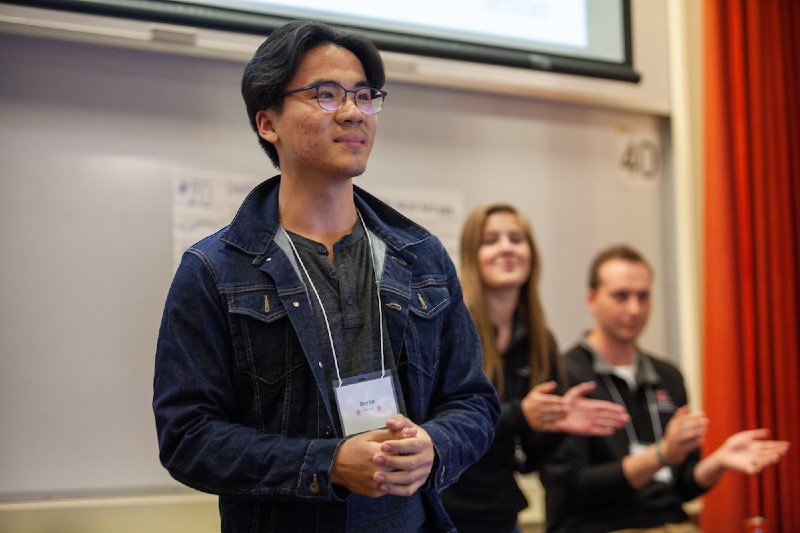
[0,1,691,530]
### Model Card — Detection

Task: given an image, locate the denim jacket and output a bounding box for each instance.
[153,176,500,532]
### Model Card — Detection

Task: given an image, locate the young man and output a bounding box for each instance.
[541,244,789,533]
[153,21,500,532]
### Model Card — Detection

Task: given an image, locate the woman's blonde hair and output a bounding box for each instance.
[459,203,551,399]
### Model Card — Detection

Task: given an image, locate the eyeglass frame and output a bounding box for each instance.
[275,81,387,115]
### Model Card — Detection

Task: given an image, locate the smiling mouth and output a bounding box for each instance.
[336,135,365,144]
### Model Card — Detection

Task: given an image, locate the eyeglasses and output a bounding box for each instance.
[277,82,387,115]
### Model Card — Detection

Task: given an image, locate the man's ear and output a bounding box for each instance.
[255,110,279,143]
[587,288,598,308]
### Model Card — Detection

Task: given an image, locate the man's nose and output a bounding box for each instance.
[337,93,364,117]
[337,102,364,124]
[625,297,643,313]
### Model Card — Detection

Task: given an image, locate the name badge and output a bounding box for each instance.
[333,370,399,436]
[630,442,673,484]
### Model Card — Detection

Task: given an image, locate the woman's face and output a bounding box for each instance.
[477,212,532,292]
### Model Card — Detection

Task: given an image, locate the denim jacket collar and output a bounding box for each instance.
[220,175,430,264]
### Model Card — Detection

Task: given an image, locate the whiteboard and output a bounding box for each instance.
[0,31,669,499]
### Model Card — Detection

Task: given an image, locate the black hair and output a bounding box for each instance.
[241,20,386,169]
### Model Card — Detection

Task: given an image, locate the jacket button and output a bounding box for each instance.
[323,425,333,437]
[309,474,320,494]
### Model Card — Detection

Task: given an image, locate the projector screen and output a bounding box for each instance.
[7,0,640,81]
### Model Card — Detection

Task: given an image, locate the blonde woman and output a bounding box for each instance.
[442,203,629,533]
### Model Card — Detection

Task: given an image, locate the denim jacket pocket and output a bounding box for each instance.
[398,282,450,420]
[408,284,450,320]
[406,285,450,367]
[224,285,304,385]
[224,283,328,436]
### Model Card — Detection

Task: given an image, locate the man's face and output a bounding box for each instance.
[588,258,652,345]
[255,43,378,181]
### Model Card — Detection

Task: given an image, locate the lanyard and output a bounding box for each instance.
[601,372,663,445]
[282,211,386,387]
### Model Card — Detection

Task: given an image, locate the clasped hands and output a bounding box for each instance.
[331,414,435,498]
[521,380,630,436]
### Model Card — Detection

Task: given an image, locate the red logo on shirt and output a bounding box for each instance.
[654,389,676,412]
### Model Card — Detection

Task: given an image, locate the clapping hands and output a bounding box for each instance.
[710,428,790,475]
[521,381,629,436]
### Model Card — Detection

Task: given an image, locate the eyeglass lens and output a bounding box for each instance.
[316,83,384,115]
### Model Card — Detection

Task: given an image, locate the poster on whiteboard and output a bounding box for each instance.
[172,172,464,271]
[360,183,464,266]
[172,169,262,272]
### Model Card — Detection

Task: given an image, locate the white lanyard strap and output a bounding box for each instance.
[281,211,386,387]
[283,228,343,384]
[360,214,387,379]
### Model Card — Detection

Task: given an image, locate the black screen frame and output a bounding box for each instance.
[4,0,641,83]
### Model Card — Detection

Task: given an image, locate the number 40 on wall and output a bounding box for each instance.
[615,127,662,188]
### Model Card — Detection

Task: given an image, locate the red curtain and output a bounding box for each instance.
[702,1,800,532]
